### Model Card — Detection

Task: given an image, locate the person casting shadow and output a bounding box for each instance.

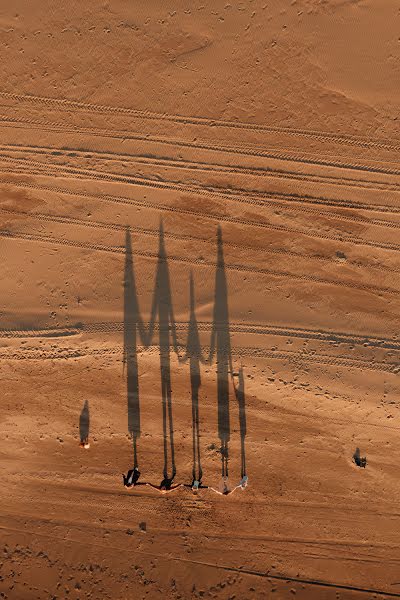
[233,365,247,479]
[146,478,183,494]
[145,221,178,482]
[79,400,90,448]
[123,466,142,488]
[186,272,203,487]
[124,227,146,469]
[209,226,233,479]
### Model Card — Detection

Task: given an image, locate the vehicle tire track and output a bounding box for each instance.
[1,162,400,256]
[0,343,397,373]
[2,320,398,351]
[1,146,399,193]
[2,521,399,598]
[3,174,400,224]
[1,228,400,301]
[1,90,399,152]
[2,141,400,180]
[1,115,400,177]
[2,205,399,276]
[2,143,400,232]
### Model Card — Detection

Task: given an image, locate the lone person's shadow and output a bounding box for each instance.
[79,400,90,447]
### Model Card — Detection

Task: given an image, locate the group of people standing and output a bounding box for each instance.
[122,466,248,496]
[78,226,248,497]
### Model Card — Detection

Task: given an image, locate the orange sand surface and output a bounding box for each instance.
[0,1,399,599]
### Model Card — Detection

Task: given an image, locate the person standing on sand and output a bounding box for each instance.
[146,478,183,494]
[209,227,232,482]
[209,474,249,496]
[209,476,235,496]
[183,479,209,494]
[123,466,141,488]
[238,475,248,489]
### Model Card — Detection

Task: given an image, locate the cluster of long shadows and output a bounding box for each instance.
[79,221,247,494]
[124,221,246,492]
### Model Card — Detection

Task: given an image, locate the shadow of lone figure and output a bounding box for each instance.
[186,272,203,486]
[353,447,367,468]
[124,227,145,469]
[146,221,179,482]
[233,365,247,479]
[79,400,90,448]
[209,226,233,479]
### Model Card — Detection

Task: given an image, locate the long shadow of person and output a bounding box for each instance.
[185,272,203,485]
[124,227,147,468]
[79,400,90,446]
[144,221,179,483]
[234,365,247,479]
[209,226,233,479]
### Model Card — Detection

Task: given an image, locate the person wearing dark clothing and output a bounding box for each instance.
[123,467,141,488]
[353,448,367,468]
[146,478,182,494]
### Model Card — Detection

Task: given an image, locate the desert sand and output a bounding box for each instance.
[0,1,400,599]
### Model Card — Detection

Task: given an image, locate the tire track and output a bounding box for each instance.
[1,144,399,193]
[2,162,400,256]
[4,148,400,229]
[1,89,399,152]
[0,228,399,297]
[2,173,400,222]
[1,114,400,177]
[0,343,397,373]
[2,205,399,276]
[2,521,399,598]
[2,140,400,181]
[2,320,399,351]
[86,321,400,352]
[3,143,400,233]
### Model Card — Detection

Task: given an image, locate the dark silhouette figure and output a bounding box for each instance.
[146,221,178,481]
[146,478,182,493]
[209,226,233,478]
[79,400,89,446]
[123,466,141,488]
[185,272,203,486]
[233,365,247,479]
[353,447,367,468]
[124,228,145,468]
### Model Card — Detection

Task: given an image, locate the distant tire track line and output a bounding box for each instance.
[2,320,399,351]
[3,154,400,235]
[4,159,400,232]
[87,321,400,352]
[2,163,400,255]
[1,115,400,176]
[1,228,399,296]
[1,90,399,152]
[3,144,400,229]
[2,205,399,275]
[1,145,399,193]
[2,140,400,181]
[0,343,397,373]
[3,173,400,226]
[1,521,399,598]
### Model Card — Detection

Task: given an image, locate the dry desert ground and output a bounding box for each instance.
[0,1,400,599]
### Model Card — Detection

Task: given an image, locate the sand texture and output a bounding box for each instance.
[0,1,400,599]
